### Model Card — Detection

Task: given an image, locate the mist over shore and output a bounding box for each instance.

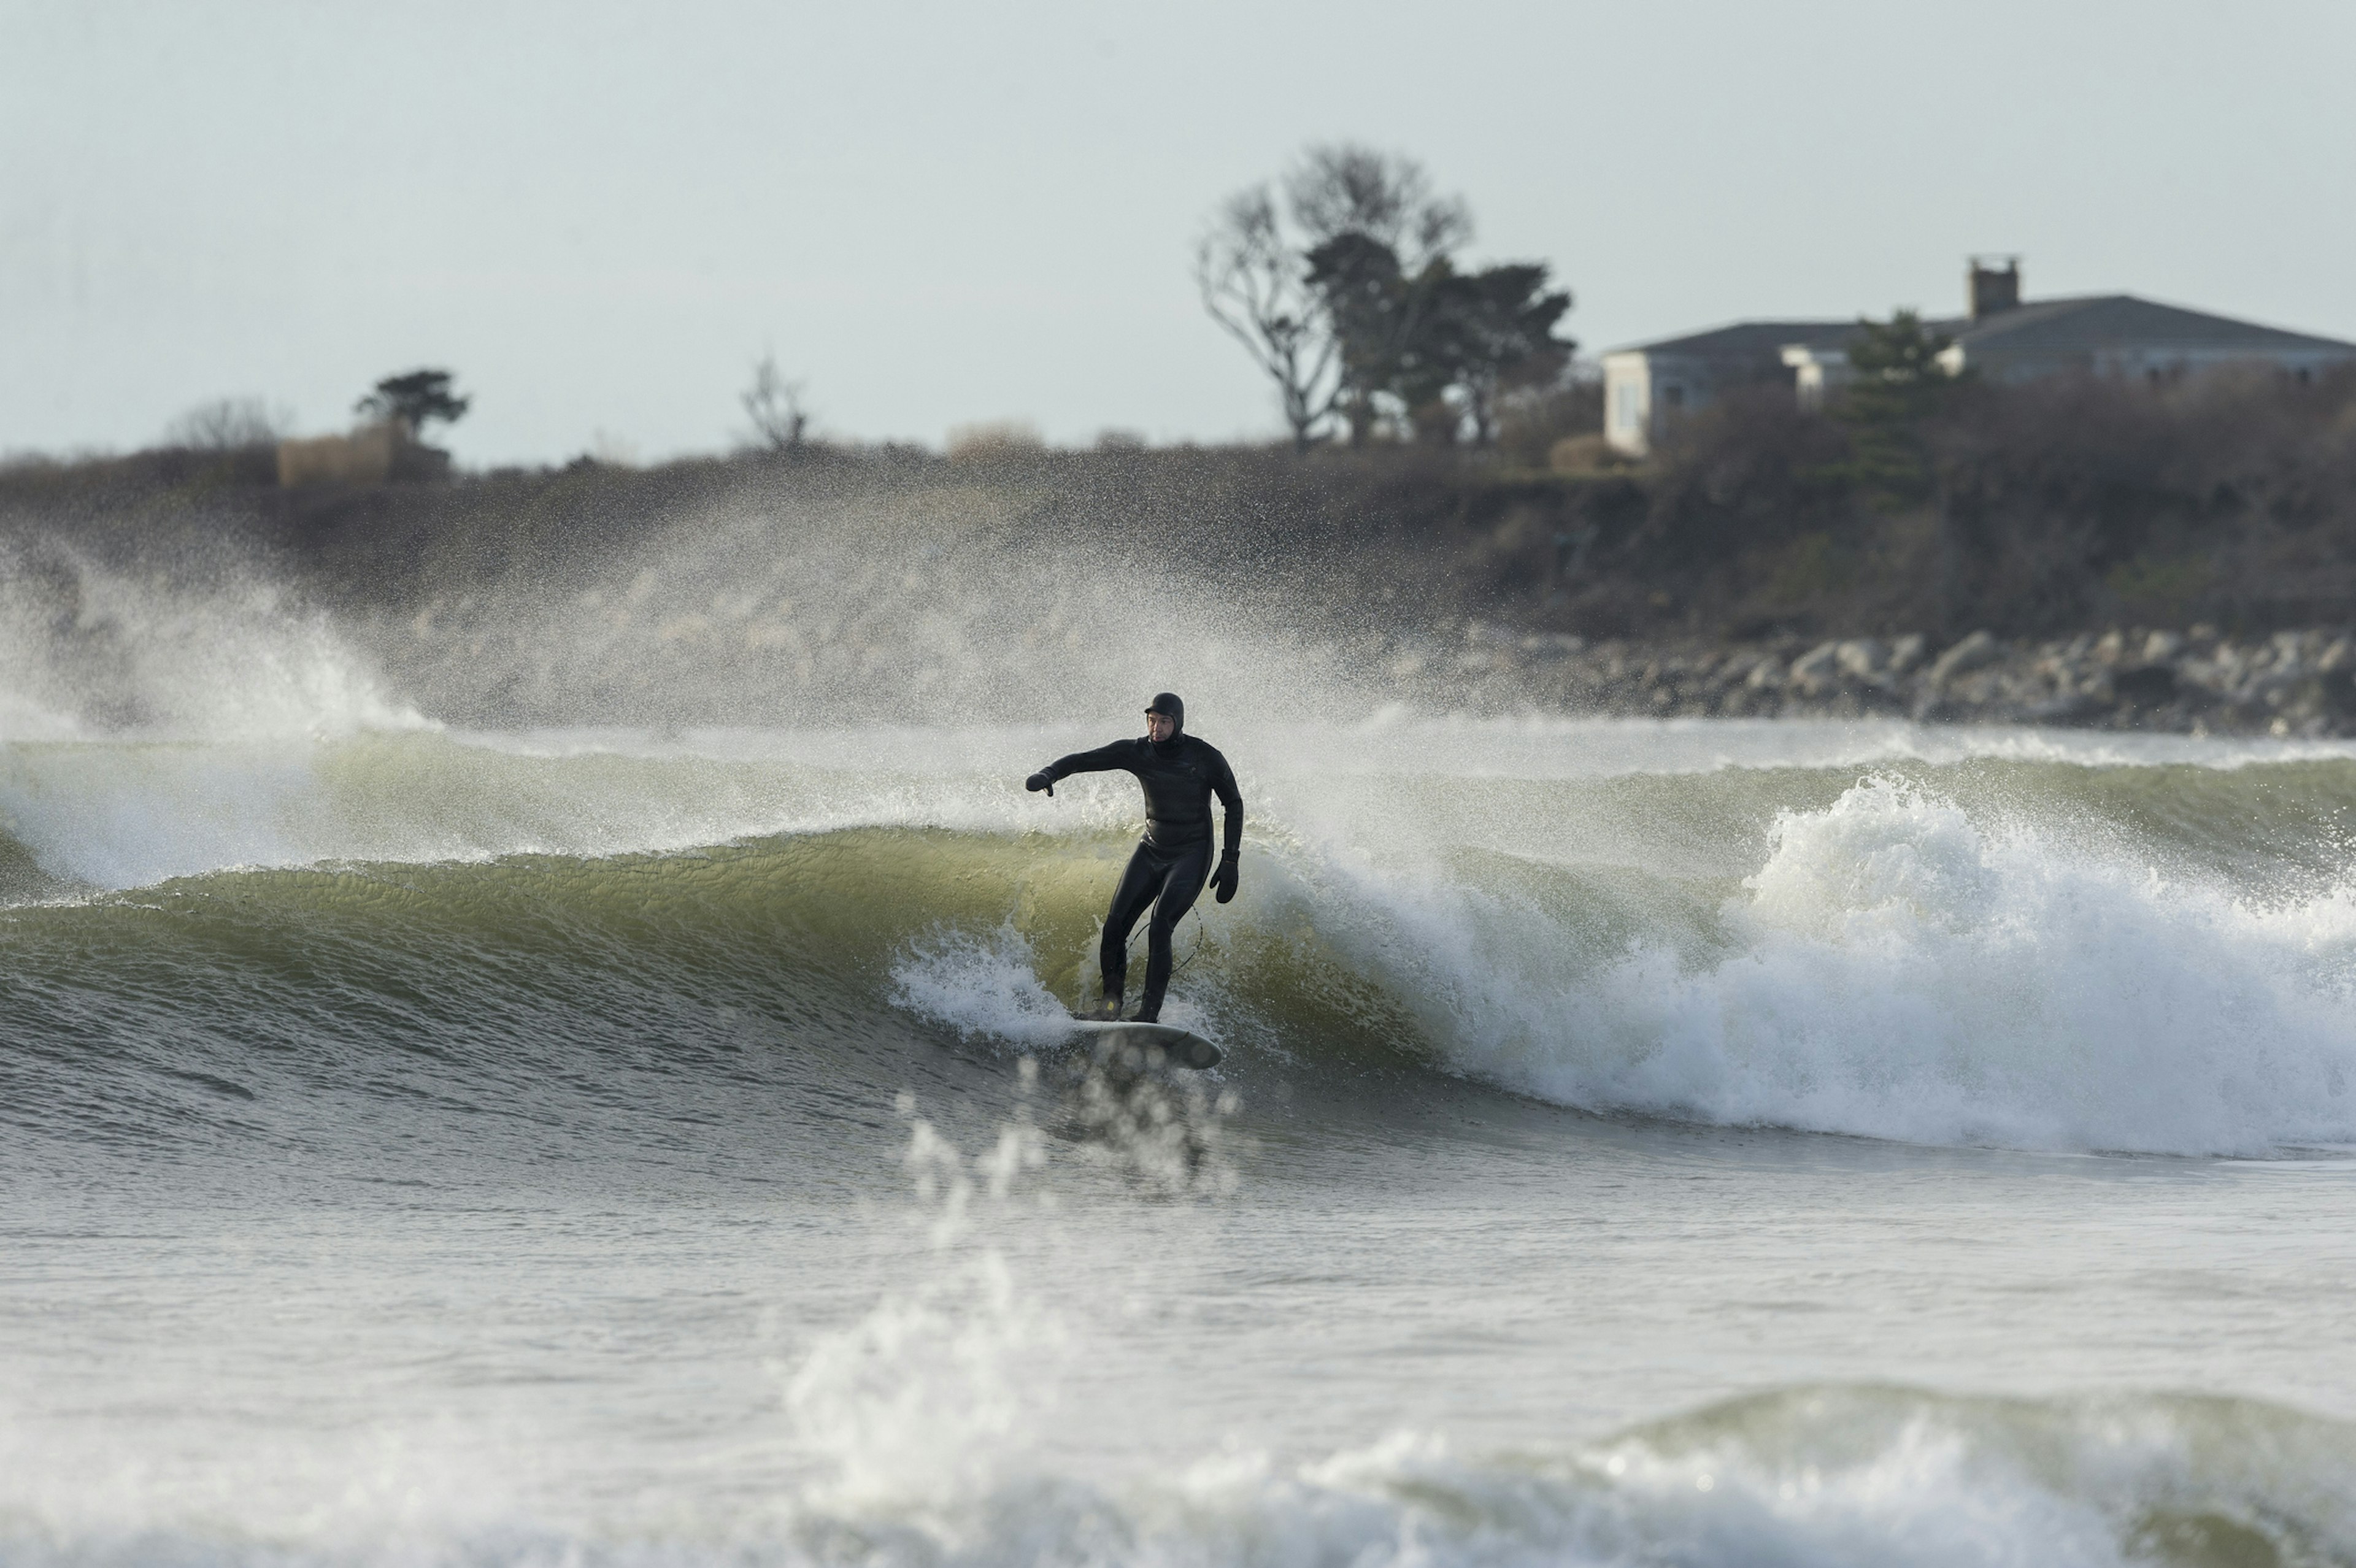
[12,395,2356,737]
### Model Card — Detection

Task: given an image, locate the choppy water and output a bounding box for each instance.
[4,540,2356,1565]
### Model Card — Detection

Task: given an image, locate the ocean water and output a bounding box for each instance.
[4,543,2356,1566]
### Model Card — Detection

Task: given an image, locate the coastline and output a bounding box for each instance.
[12,445,2356,739]
[1398,623,2356,736]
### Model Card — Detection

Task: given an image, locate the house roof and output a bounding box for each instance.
[1614,295,2356,366]
[1949,294,2356,356]
[1606,320,1859,361]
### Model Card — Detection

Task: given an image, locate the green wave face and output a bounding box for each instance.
[0,821,1437,1179]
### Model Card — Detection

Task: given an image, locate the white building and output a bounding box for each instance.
[1602,261,2356,456]
[1601,320,1855,456]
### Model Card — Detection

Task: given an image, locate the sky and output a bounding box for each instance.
[6,0,2354,466]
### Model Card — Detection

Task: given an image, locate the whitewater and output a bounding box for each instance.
[3,527,2355,1565]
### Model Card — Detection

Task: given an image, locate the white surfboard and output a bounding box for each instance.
[1064,1019,1224,1070]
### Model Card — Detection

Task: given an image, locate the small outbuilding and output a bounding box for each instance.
[277,422,399,486]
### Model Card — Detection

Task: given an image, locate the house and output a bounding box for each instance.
[1601,260,2356,456]
[1601,321,1854,456]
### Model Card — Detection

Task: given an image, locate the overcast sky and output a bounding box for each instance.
[7,0,2353,465]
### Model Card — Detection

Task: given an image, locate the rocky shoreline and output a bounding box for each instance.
[1395,623,2356,736]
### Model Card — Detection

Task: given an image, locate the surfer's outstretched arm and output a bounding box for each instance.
[1025,742,1134,797]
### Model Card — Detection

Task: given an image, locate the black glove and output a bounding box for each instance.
[1212,851,1239,904]
[1025,772,1055,796]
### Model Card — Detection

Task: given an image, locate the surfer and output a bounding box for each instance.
[1025,693,1242,1023]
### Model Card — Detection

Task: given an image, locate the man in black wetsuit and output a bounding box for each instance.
[1025,693,1242,1023]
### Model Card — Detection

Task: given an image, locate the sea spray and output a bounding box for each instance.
[780,1111,1063,1515]
[0,539,424,744]
[889,933,1243,1194]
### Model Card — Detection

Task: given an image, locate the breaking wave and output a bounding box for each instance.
[3,540,2356,1156]
[7,712,2356,1156]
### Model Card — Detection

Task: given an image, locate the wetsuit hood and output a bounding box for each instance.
[1146,692,1185,736]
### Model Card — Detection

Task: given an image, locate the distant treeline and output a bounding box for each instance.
[6,363,2355,645]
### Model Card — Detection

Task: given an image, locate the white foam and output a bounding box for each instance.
[2,1120,2349,1565]
[1382,776,2356,1154]
[889,925,1084,1051]
[1328,711,2356,778]
[753,1129,2356,1564]
[4,1380,2336,1568]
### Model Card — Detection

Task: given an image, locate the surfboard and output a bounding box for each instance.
[1064,1019,1225,1070]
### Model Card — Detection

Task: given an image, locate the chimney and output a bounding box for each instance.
[1968,255,2021,320]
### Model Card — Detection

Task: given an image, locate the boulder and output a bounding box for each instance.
[1834,638,1887,682]
[1788,642,1841,695]
[1926,631,2004,686]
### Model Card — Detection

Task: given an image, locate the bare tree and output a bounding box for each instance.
[742,353,812,451]
[163,396,289,450]
[1285,144,1471,269]
[1195,188,1339,452]
[1197,145,1479,450]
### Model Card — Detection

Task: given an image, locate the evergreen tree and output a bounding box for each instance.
[356,369,471,442]
[1303,233,1446,445]
[1430,263,1573,445]
[1832,311,1957,507]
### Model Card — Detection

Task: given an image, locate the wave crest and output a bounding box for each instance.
[1433,776,2356,1153]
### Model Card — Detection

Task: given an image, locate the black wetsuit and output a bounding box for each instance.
[1036,733,1242,1021]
